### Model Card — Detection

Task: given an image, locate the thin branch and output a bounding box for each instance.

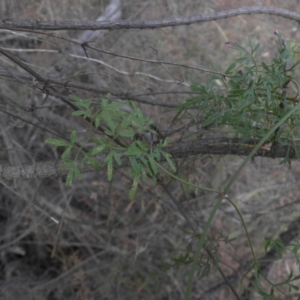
[0,70,180,107]
[1,29,228,77]
[83,44,227,77]
[69,53,190,86]
[1,7,300,30]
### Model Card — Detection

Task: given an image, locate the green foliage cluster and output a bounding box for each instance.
[46,94,175,199]
[178,33,300,147]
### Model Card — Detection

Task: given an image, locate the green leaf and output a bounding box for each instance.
[129,175,140,199]
[290,284,299,291]
[106,118,116,134]
[147,157,157,176]
[129,156,140,174]
[88,158,100,171]
[118,128,134,138]
[73,164,82,180]
[161,152,176,172]
[82,154,89,167]
[65,169,74,186]
[151,148,161,161]
[72,110,87,117]
[107,159,113,181]
[202,112,223,127]
[70,130,77,145]
[69,94,82,102]
[100,97,108,107]
[61,160,73,170]
[104,153,113,181]
[139,156,147,165]
[125,142,145,156]
[104,129,114,136]
[91,145,106,156]
[46,138,69,147]
[95,114,102,128]
[292,274,300,281]
[261,62,270,71]
[69,95,91,109]
[140,164,147,178]
[225,62,236,74]
[62,147,71,159]
[120,110,136,129]
[264,84,272,102]
[105,93,111,100]
[292,244,300,255]
[161,137,169,147]
[112,151,122,166]
[264,237,271,252]
[236,56,249,64]
[135,140,148,152]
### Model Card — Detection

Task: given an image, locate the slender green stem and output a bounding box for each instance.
[226,197,257,265]
[184,197,223,300]
[155,162,219,194]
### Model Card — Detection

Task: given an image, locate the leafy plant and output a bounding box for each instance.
[46,32,300,300]
[46,94,176,199]
[177,32,300,148]
[167,33,300,300]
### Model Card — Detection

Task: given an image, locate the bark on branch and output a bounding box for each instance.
[0,138,296,180]
[1,6,300,31]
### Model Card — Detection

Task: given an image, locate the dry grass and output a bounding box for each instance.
[0,0,300,299]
